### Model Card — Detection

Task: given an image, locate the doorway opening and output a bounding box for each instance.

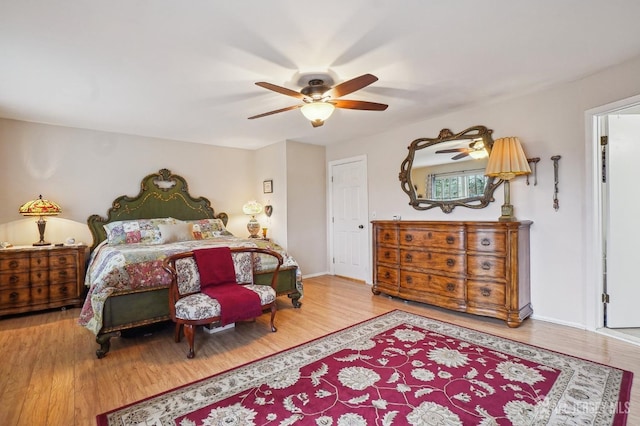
[587,94,640,346]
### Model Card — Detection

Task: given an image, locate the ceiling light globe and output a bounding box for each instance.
[301,102,335,122]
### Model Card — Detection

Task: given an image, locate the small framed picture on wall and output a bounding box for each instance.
[263,179,273,193]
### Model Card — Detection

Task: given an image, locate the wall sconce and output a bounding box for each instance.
[242,200,263,238]
[485,137,531,221]
[19,195,62,246]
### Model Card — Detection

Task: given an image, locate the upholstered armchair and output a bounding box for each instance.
[163,247,283,358]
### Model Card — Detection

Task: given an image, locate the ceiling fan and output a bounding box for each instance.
[435,139,488,160]
[248,73,388,127]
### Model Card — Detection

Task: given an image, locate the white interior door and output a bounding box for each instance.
[330,157,369,281]
[605,113,640,328]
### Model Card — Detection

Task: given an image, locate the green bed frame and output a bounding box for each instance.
[86,168,301,358]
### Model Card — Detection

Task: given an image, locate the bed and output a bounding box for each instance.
[78,168,302,358]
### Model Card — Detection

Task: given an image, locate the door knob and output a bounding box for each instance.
[358,225,364,229]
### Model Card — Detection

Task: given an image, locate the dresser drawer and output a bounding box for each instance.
[0,271,30,289]
[31,285,49,304]
[376,247,399,264]
[0,287,31,308]
[400,249,465,275]
[0,254,30,273]
[399,228,465,250]
[467,230,506,254]
[400,271,465,299]
[30,269,49,286]
[50,268,76,285]
[30,252,49,269]
[375,226,398,245]
[467,255,506,279]
[376,265,399,286]
[49,283,75,301]
[49,252,77,269]
[467,281,506,306]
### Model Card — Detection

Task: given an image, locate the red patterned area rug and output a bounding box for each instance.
[97,310,632,425]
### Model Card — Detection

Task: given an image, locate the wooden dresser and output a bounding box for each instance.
[0,245,88,316]
[372,220,532,327]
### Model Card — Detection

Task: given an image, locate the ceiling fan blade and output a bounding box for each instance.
[452,152,469,160]
[332,99,388,111]
[255,82,306,100]
[436,148,468,154]
[325,74,379,98]
[248,104,302,120]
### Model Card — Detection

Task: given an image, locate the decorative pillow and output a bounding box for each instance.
[158,223,193,243]
[188,219,232,240]
[104,218,176,245]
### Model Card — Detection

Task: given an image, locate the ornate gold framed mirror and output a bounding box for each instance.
[399,125,502,212]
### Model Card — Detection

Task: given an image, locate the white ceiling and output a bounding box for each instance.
[2,1,640,150]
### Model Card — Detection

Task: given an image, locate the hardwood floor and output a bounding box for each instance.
[0,275,638,425]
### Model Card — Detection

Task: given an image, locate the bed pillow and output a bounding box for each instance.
[158,222,193,243]
[187,218,232,240]
[104,218,177,245]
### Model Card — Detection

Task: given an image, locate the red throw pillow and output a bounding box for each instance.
[193,247,237,288]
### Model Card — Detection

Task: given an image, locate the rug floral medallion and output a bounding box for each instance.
[97,310,632,426]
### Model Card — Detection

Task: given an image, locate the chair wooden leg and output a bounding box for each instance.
[270,304,277,332]
[184,324,196,359]
[174,323,182,343]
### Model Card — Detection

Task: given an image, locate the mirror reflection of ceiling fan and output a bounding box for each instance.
[435,139,488,160]
[248,73,388,127]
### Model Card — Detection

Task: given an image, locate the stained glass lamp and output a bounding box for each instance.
[19,195,62,246]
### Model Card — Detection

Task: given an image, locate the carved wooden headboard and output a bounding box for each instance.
[87,168,228,252]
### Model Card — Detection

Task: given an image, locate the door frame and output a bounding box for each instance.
[585,93,640,331]
[327,155,370,281]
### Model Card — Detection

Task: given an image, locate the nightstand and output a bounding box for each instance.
[0,244,88,317]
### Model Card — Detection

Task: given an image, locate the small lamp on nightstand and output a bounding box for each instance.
[19,195,62,246]
[485,137,531,221]
[242,200,263,238]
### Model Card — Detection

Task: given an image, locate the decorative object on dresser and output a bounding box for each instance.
[242,200,263,238]
[0,244,88,316]
[484,136,532,221]
[372,220,532,327]
[18,195,62,246]
[399,125,502,213]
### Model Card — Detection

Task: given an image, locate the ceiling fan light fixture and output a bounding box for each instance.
[301,102,335,123]
[468,149,488,159]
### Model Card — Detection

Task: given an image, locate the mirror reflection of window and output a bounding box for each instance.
[428,169,487,200]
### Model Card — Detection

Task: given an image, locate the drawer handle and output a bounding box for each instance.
[58,257,68,265]
[10,275,19,284]
[446,236,455,244]
[446,258,455,267]
[406,276,413,284]
[481,261,491,270]
[59,271,68,278]
[383,232,390,241]
[9,292,19,301]
[59,286,68,295]
[481,238,491,246]
[36,272,42,279]
[405,234,413,242]
[383,251,390,259]
[446,283,455,292]
[405,253,413,262]
[384,271,390,279]
[9,260,19,269]
[481,287,491,297]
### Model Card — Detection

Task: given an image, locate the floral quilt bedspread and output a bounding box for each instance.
[77,236,302,335]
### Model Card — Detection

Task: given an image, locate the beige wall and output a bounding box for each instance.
[0,118,328,277]
[285,141,327,276]
[326,55,640,329]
